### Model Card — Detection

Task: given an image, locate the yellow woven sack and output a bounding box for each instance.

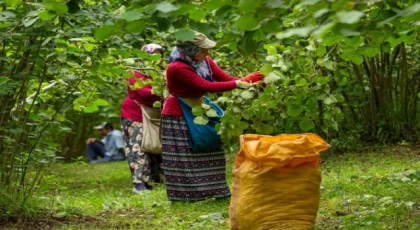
[230,134,330,230]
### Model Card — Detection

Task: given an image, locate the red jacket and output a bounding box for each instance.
[162,57,238,116]
[120,71,162,122]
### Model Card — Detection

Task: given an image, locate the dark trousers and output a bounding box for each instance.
[86,142,124,163]
[86,142,109,163]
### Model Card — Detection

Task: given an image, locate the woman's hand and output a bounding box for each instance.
[241,72,264,83]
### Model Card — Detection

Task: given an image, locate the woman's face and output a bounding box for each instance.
[151,49,163,59]
[193,48,209,61]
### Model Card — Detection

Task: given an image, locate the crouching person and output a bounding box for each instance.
[86,122,125,163]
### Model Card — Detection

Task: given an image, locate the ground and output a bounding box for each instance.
[2,146,420,229]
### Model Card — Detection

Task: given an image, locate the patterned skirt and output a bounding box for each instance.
[161,115,231,201]
[120,118,163,185]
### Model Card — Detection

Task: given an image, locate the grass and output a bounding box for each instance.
[3,146,420,229]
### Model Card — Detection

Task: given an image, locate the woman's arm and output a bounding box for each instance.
[127,71,160,98]
[207,57,239,82]
[168,62,237,92]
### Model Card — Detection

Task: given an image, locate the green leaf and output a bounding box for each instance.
[192,106,205,116]
[156,2,180,13]
[189,9,206,22]
[41,37,52,46]
[52,4,68,15]
[93,99,109,106]
[276,27,312,39]
[336,10,364,24]
[239,37,258,56]
[202,103,211,110]
[264,72,281,83]
[315,77,329,85]
[83,44,95,52]
[266,0,283,9]
[335,109,345,122]
[261,19,282,33]
[8,128,23,135]
[206,109,218,117]
[262,124,274,134]
[287,104,303,117]
[57,53,66,62]
[316,45,326,57]
[340,29,360,37]
[95,24,117,41]
[238,0,260,12]
[252,29,266,41]
[361,46,380,58]
[190,22,216,36]
[54,212,67,218]
[368,30,386,43]
[38,10,56,21]
[173,4,194,16]
[0,23,14,28]
[133,79,145,89]
[343,36,363,47]
[203,0,226,10]
[47,65,60,73]
[296,78,307,87]
[259,65,273,75]
[193,116,209,125]
[0,77,9,85]
[174,30,196,42]
[401,32,416,44]
[377,14,399,27]
[125,20,147,33]
[351,55,363,65]
[236,15,259,31]
[239,121,249,129]
[299,118,315,131]
[399,3,420,17]
[313,9,329,18]
[313,22,336,40]
[148,54,162,61]
[122,10,144,21]
[153,101,161,108]
[241,91,254,99]
[323,96,337,105]
[401,176,411,182]
[217,97,229,104]
[84,104,99,113]
[264,84,276,94]
[316,59,335,70]
[29,113,40,121]
[264,44,277,55]
[5,0,21,6]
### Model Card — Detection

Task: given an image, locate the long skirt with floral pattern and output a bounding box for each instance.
[120,118,163,184]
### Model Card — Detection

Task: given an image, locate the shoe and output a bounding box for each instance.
[132,187,151,194]
[132,183,151,194]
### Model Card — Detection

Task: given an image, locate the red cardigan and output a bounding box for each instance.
[120,71,162,122]
[162,57,238,116]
